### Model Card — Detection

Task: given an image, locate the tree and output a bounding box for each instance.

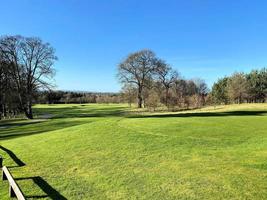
[146,89,160,111]
[211,77,229,104]
[0,51,20,119]
[227,72,248,104]
[0,35,57,119]
[173,79,187,107]
[0,58,9,119]
[194,78,208,107]
[118,49,158,108]
[155,59,179,109]
[121,84,136,107]
[246,68,267,103]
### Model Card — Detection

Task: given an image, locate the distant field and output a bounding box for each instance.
[0,103,267,199]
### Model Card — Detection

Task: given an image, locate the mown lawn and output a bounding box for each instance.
[0,103,267,199]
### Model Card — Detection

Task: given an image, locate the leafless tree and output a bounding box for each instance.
[193,78,209,107]
[121,83,136,107]
[155,59,179,108]
[0,35,57,119]
[118,49,158,108]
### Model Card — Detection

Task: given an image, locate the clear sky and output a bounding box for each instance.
[1,0,267,92]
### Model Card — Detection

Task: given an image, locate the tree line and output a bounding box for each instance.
[118,49,267,110]
[0,35,57,119]
[117,49,209,110]
[211,69,267,104]
[1,35,266,119]
[37,91,122,104]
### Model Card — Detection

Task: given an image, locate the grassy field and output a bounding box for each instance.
[0,103,267,199]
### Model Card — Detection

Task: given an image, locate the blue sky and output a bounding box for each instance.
[1,0,267,92]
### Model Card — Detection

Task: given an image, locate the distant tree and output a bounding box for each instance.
[227,72,248,104]
[0,51,20,119]
[0,58,7,119]
[211,77,229,104]
[173,79,187,107]
[194,79,208,96]
[186,80,198,96]
[194,78,208,107]
[121,84,136,107]
[205,93,214,106]
[246,68,267,103]
[155,59,179,109]
[47,91,65,104]
[117,49,158,108]
[146,89,160,111]
[0,35,57,119]
[0,59,9,119]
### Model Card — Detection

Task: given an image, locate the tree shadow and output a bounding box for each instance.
[0,146,66,199]
[0,145,26,167]
[15,177,67,200]
[34,106,127,119]
[128,110,267,119]
[0,120,43,128]
[0,105,127,140]
[0,120,89,140]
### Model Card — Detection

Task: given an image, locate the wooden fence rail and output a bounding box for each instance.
[2,166,26,200]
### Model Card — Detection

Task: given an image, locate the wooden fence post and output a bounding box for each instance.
[2,166,26,200]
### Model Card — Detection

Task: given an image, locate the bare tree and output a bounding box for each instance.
[0,49,20,119]
[118,49,158,108]
[121,83,136,107]
[0,35,57,119]
[146,88,160,111]
[193,78,208,107]
[173,79,187,107]
[155,59,179,108]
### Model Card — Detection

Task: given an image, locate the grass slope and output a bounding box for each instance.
[0,103,267,199]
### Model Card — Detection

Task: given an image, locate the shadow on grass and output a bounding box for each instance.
[128,110,267,119]
[0,146,66,199]
[0,146,25,167]
[15,177,67,200]
[34,106,127,119]
[0,105,127,140]
[0,120,89,140]
[0,120,43,128]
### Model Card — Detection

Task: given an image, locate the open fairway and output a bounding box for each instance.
[0,103,267,199]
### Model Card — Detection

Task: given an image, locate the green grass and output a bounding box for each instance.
[0,103,267,199]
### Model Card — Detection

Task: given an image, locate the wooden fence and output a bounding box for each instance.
[1,156,26,200]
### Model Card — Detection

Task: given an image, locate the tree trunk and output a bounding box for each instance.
[165,88,169,108]
[0,103,2,120]
[3,104,7,118]
[137,86,143,108]
[137,95,142,108]
[24,99,33,119]
[24,106,33,119]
